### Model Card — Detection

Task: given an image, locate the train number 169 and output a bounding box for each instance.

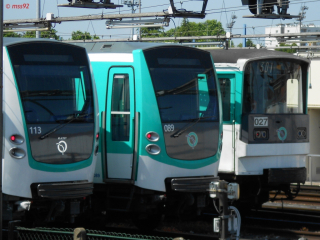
[254,117,268,127]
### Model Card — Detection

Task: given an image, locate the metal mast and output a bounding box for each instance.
[36,0,41,38]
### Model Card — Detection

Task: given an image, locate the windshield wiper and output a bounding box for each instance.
[171,115,216,138]
[39,113,92,140]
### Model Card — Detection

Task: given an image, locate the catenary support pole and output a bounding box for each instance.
[139,0,141,40]
[243,24,246,47]
[36,0,40,38]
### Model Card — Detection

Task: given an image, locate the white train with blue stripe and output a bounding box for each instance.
[2,38,99,224]
[208,49,309,208]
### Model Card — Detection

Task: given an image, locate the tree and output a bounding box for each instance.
[141,19,225,43]
[165,19,225,41]
[22,29,60,40]
[71,30,100,40]
[246,39,256,47]
[4,31,22,38]
[275,42,297,53]
[140,27,165,38]
[237,43,243,47]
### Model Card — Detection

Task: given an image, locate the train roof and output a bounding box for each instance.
[3,37,59,46]
[69,41,203,54]
[207,49,310,64]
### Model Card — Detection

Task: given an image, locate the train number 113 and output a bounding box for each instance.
[29,127,42,134]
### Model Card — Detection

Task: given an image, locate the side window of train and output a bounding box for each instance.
[111,74,130,141]
[74,70,86,112]
[218,78,231,122]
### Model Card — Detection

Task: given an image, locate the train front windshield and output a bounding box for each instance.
[8,43,94,124]
[144,47,219,123]
[7,42,94,164]
[243,59,305,115]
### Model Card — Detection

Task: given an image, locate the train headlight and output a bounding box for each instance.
[9,147,26,159]
[145,132,160,142]
[297,128,307,139]
[145,144,161,155]
[9,134,24,144]
[255,131,261,138]
[94,145,99,156]
[253,129,269,140]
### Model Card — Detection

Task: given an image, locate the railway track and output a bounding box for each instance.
[9,185,320,240]
[8,208,320,240]
[244,226,320,240]
[264,184,320,213]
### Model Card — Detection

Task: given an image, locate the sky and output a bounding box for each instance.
[3,0,320,45]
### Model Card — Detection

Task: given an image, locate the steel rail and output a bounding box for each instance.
[246,226,320,238]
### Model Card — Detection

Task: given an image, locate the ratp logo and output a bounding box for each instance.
[56,141,67,155]
[277,127,287,142]
[186,132,198,149]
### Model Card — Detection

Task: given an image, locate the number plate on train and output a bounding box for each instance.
[254,117,268,127]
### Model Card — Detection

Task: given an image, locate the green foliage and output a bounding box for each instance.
[22,29,60,40]
[140,27,164,38]
[4,31,22,38]
[246,39,256,47]
[275,43,297,53]
[4,29,60,39]
[237,42,243,47]
[71,30,100,40]
[141,18,225,43]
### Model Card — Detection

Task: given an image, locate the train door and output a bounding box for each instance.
[218,74,236,172]
[105,67,135,179]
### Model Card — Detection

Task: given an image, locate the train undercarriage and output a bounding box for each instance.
[219,167,306,212]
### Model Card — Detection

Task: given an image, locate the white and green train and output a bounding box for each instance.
[2,38,99,224]
[209,49,309,207]
[72,42,223,228]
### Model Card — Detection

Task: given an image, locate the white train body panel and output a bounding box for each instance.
[219,124,309,175]
[135,155,220,192]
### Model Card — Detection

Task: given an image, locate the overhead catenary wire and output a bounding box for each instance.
[46,0,320,21]
[7,0,320,42]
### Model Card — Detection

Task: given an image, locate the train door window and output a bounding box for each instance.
[219,78,231,122]
[111,74,130,141]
